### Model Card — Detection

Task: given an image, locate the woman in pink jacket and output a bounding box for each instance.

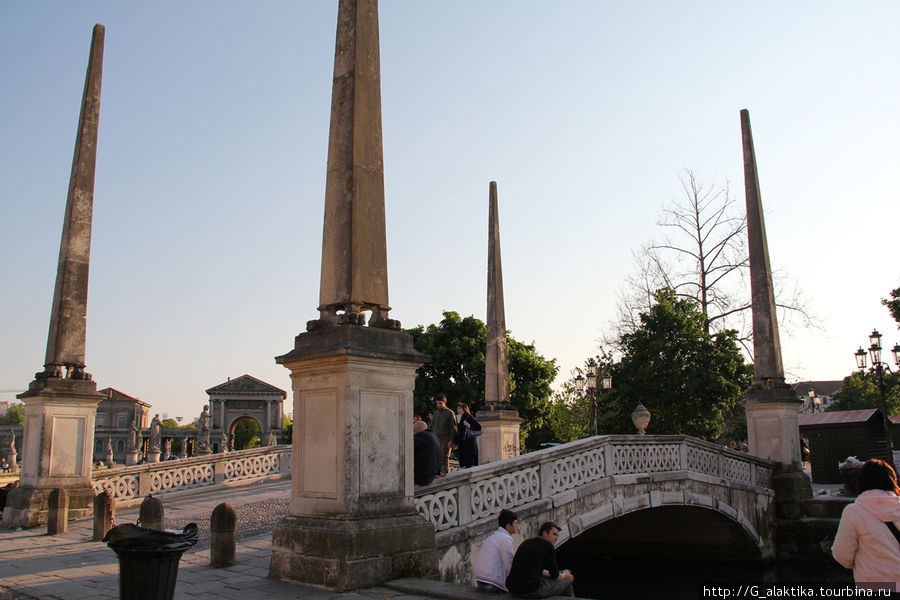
[832,459,900,593]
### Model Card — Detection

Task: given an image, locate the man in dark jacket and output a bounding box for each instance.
[413,420,441,486]
[506,521,574,598]
[431,395,456,475]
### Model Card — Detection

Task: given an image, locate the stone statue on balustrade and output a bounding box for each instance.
[127,420,141,453]
[220,429,229,453]
[266,431,277,446]
[163,439,172,460]
[148,414,162,453]
[104,437,114,466]
[197,405,212,455]
[4,431,16,470]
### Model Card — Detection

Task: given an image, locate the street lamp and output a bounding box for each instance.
[574,358,612,437]
[854,329,899,470]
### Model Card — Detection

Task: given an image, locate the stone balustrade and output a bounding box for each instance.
[91,445,291,506]
[414,435,773,532]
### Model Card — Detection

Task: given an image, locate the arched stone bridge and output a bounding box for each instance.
[414,435,775,584]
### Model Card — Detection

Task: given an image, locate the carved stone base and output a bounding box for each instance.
[772,469,813,519]
[269,512,437,590]
[125,451,140,466]
[146,451,161,464]
[2,482,95,528]
[475,409,523,464]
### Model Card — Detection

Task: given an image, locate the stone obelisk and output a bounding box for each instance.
[3,24,107,528]
[477,182,522,463]
[268,1,435,590]
[739,108,811,516]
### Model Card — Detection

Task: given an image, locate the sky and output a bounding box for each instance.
[1,1,899,422]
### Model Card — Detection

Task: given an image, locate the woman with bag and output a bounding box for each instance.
[832,458,900,593]
[454,403,482,468]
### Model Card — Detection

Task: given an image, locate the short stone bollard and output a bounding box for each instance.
[138,494,164,530]
[93,489,115,541]
[47,488,68,535]
[210,502,236,568]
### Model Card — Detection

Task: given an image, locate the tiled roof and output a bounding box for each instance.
[798,409,881,427]
[98,387,152,407]
[791,380,844,397]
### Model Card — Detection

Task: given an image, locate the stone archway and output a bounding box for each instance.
[230,416,262,451]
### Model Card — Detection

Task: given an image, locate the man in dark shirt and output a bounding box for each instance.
[506,521,574,598]
[413,420,441,486]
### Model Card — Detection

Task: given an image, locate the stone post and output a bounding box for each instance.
[268,0,436,590]
[47,488,68,535]
[139,494,163,530]
[92,489,115,541]
[3,25,107,529]
[739,108,811,518]
[210,502,237,568]
[479,181,522,463]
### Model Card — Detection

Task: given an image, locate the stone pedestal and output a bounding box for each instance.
[475,409,523,464]
[2,378,103,528]
[268,325,437,591]
[146,451,160,464]
[125,451,140,466]
[744,391,812,519]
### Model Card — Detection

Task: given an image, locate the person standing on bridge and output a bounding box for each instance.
[474,509,519,592]
[431,395,456,476]
[506,521,574,598]
[832,458,900,592]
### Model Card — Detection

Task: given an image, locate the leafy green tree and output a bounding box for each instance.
[610,288,753,440]
[232,419,260,450]
[0,403,24,426]
[884,285,900,328]
[547,383,593,443]
[827,371,900,415]
[405,311,558,449]
[282,415,292,442]
[160,418,179,429]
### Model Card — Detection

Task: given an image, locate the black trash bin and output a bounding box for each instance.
[103,522,198,600]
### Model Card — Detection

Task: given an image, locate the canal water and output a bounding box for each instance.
[557,553,854,600]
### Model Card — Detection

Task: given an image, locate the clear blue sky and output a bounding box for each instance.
[2,2,898,421]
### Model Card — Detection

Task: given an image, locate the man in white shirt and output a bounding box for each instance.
[473,509,519,592]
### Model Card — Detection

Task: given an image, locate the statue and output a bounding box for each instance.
[197,405,211,453]
[219,429,229,453]
[163,439,172,460]
[148,413,161,452]
[127,419,141,453]
[267,431,277,446]
[5,431,17,470]
[104,437,114,465]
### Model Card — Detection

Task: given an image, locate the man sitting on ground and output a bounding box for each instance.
[473,509,518,592]
[506,521,574,598]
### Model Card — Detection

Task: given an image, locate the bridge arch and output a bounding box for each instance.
[415,435,775,584]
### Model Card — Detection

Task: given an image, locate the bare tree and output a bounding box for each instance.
[610,170,813,350]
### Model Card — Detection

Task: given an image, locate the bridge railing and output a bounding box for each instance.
[414,435,774,532]
[91,445,291,505]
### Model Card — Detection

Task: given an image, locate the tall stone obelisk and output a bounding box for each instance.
[739,109,811,516]
[268,1,436,590]
[477,182,522,462]
[3,24,107,528]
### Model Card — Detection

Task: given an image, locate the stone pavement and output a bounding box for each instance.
[0,480,561,600]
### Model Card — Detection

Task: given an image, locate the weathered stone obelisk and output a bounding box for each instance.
[477,182,522,463]
[739,109,811,516]
[268,1,436,590]
[3,24,107,528]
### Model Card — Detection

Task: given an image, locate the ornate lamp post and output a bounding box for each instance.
[574,358,612,437]
[854,329,899,470]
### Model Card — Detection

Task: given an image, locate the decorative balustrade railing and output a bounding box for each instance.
[91,445,291,504]
[414,435,773,532]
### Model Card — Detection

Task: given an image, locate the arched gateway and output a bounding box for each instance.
[205,374,286,450]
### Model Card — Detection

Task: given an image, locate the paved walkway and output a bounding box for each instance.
[0,480,513,600]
